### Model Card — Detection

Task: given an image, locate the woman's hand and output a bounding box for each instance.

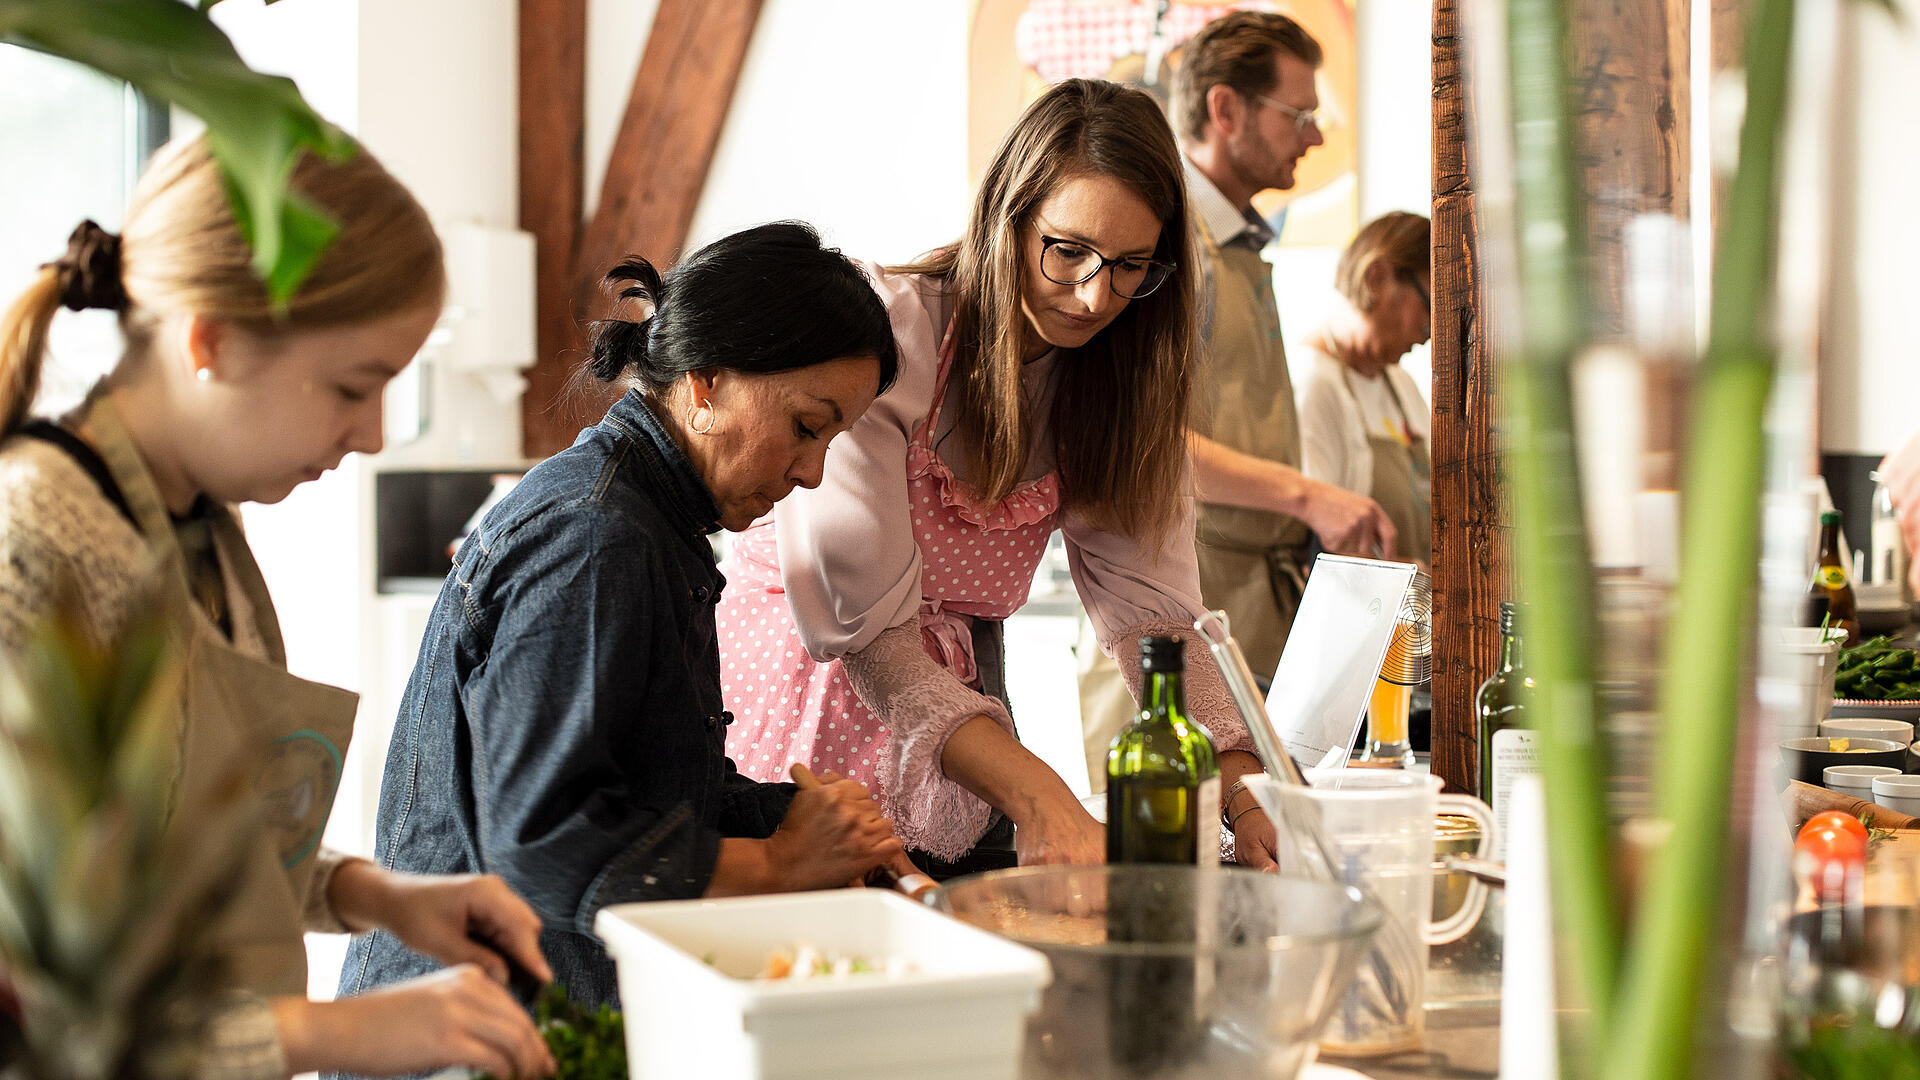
[764,777,906,891]
[274,966,555,1078]
[1013,794,1105,866]
[328,860,551,987]
[1220,753,1278,871]
[1228,808,1280,870]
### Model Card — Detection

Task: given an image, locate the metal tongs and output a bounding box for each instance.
[1193,609,1417,1024]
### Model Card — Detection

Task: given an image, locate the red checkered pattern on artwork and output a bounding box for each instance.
[1013,0,1267,83]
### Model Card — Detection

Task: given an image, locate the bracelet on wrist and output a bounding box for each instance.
[1220,775,1266,830]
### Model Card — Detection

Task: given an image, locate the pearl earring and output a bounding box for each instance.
[195,367,212,383]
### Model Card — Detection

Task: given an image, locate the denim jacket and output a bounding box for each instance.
[336,391,796,1012]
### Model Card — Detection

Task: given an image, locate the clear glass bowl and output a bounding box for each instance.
[932,865,1385,1079]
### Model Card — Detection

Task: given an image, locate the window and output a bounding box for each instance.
[0,45,169,413]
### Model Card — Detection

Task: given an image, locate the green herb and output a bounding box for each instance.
[1858,812,1898,851]
[483,983,625,1080]
[1786,1013,1920,1080]
[1834,638,1920,700]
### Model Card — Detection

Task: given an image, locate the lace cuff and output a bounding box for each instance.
[1106,618,1254,757]
[304,848,361,934]
[197,992,288,1080]
[840,621,1015,862]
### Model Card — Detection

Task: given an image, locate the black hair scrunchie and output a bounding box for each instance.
[45,220,128,313]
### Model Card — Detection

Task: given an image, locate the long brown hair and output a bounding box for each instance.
[0,136,443,437]
[894,79,1198,543]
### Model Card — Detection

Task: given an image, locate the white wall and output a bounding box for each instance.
[1278,0,1436,405]
[1819,10,1920,456]
[586,0,972,266]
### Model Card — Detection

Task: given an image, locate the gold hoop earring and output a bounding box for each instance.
[689,403,715,435]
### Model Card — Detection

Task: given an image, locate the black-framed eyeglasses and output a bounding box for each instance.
[1036,234,1176,299]
[1253,93,1321,134]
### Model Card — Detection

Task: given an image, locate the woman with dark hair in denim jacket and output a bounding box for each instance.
[336,222,911,1014]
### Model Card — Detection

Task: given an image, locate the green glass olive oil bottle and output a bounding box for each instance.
[1106,635,1220,865]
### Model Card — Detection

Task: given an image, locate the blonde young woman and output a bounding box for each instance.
[1295,211,1434,570]
[716,79,1279,873]
[0,139,554,1078]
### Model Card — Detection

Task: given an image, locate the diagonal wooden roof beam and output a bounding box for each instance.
[573,0,765,318]
[519,0,764,457]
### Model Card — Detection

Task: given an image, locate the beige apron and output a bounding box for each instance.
[1077,216,1309,785]
[1189,219,1311,683]
[78,399,357,996]
[1346,366,1434,567]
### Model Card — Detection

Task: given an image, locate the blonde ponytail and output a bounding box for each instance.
[0,269,63,438]
[1,137,442,437]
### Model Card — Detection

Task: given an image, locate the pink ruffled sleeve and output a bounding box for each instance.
[839,623,1014,861]
[1060,474,1253,758]
[772,266,1013,860]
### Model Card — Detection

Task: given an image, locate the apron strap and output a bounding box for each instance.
[17,420,138,530]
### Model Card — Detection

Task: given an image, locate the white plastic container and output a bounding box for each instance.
[596,889,1051,1080]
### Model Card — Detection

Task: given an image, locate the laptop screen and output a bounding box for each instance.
[1260,555,1417,770]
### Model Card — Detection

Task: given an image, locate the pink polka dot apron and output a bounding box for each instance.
[716,322,1061,835]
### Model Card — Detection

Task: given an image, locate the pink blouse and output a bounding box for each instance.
[717,264,1249,859]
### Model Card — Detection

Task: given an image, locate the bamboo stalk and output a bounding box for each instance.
[1501,0,1623,1049]
[1603,0,1794,1073]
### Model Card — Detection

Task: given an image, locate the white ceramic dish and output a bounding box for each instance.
[1824,763,1902,799]
[1831,699,1920,723]
[1821,717,1917,744]
[597,889,1050,1080]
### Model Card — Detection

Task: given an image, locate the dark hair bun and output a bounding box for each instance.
[586,257,666,382]
[579,223,900,401]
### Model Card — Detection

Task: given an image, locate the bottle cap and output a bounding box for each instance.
[1499,601,1517,636]
[1139,634,1185,672]
[1821,510,1841,526]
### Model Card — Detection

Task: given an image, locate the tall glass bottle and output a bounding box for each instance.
[1804,510,1860,646]
[1476,603,1537,860]
[1107,635,1220,865]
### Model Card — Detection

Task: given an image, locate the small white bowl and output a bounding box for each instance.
[1822,717,1917,745]
[1872,775,1920,815]
[1825,764,1903,799]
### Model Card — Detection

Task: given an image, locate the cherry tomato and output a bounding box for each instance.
[1795,819,1868,901]
[1800,810,1870,848]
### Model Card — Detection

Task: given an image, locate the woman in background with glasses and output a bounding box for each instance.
[715,78,1264,873]
[1295,211,1435,572]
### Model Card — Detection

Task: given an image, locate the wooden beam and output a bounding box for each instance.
[577,0,764,284]
[520,0,766,458]
[1569,0,1691,338]
[518,0,587,459]
[1429,0,1506,797]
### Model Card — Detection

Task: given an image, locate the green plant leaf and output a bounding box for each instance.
[0,0,357,307]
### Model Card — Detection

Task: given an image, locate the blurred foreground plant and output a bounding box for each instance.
[0,591,256,1080]
[1494,0,1904,1075]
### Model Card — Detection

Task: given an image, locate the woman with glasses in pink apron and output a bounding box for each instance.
[0,138,553,1079]
[718,79,1280,875]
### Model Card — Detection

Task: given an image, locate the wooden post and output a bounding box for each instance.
[518,0,587,460]
[1428,0,1692,796]
[1569,0,1691,338]
[1429,0,1506,797]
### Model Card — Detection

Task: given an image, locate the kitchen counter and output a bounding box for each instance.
[1335,1005,1500,1078]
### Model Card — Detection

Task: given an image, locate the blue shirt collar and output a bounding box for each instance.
[601,389,724,536]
